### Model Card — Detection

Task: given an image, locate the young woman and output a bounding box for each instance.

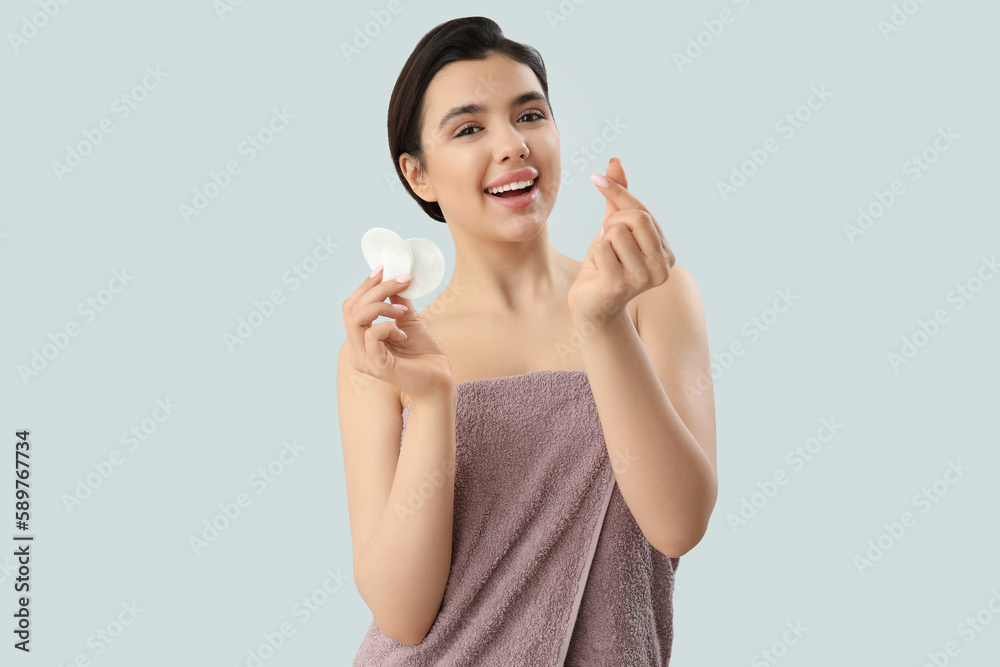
[339,16,717,666]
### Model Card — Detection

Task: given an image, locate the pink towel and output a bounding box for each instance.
[352,369,679,666]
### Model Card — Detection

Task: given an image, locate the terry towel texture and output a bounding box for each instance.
[352,369,679,666]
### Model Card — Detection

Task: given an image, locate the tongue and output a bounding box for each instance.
[496,188,525,198]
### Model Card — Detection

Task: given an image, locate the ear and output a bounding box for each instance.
[399,153,437,203]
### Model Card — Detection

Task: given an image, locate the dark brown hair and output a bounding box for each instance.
[387,17,554,223]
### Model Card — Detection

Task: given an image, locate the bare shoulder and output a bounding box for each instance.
[635,263,707,336]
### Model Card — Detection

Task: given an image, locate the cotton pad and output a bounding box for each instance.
[361,227,445,300]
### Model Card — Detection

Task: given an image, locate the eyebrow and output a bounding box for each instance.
[437,91,549,132]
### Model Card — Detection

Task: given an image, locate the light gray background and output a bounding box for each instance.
[2,1,999,665]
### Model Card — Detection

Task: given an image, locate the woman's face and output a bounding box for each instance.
[402,52,561,234]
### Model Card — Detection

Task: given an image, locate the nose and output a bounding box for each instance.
[492,122,529,162]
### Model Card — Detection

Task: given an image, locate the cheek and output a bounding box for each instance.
[437,158,474,198]
[543,136,561,176]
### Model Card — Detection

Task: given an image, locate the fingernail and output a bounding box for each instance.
[369,264,383,279]
[395,273,412,283]
[599,227,605,239]
[590,173,609,188]
[392,303,408,311]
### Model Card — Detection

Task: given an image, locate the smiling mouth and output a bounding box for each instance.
[484,175,539,198]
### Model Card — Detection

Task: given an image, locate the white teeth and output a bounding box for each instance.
[486,178,535,195]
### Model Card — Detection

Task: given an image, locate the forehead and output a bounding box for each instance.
[423,54,541,117]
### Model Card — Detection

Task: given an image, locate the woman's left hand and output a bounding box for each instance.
[568,157,676,324]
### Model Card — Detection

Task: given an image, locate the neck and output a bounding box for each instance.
[443,224,572,319]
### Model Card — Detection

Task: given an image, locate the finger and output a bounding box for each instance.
[602,212,664,265]
[386,288,415,311]
[346,263,387,306]
[343,264,387,335]
[602,223,648,281]
[594,240,626,293]
[602,157,628,222]
[356,301,411,325]
[593,160,648,219]
[360,275,416,324]
[363,320,406,374]
[373,272,415,303]
[602,169,616,223]
[598,159,671,255]
[344,266,397,350]
[611,157,628,189]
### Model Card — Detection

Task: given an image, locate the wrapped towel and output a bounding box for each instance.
[352,369,679,666]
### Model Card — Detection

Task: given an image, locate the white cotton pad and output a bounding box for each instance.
[361,227,445,299]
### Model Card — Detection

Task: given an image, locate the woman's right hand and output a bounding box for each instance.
[342,265,454,402]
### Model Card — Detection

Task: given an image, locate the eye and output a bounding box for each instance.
[453,109,547,138]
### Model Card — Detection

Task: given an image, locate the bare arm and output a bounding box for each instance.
[339,340,457,646]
